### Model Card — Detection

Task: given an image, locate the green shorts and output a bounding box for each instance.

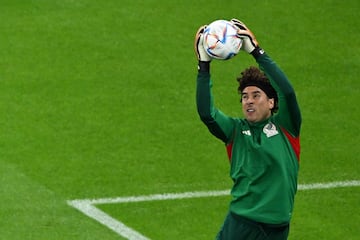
[216,212,290,240]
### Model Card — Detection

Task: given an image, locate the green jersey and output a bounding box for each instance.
[196,53,301,225]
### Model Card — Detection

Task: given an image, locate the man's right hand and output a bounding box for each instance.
[194,25,211,62]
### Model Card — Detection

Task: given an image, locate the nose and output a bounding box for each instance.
[245,97,254,104]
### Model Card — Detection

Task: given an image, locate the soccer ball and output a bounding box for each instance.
[203,20,242,60]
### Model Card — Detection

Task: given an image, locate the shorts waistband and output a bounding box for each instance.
[230,212,289,229]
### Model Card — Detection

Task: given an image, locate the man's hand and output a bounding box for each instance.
[230,19,259,54]
[194,25,211,62]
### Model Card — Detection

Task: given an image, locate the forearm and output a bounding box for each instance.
[196,68,234,143]
[252,48,294,95]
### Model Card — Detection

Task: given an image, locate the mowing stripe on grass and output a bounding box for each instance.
[67,180,360,240]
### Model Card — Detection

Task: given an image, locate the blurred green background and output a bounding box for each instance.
[0,0,359,239]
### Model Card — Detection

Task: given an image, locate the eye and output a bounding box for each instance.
[253,93,261,99]
[242,95,248,100]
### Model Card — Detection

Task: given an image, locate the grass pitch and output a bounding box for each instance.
[0,0,359,239]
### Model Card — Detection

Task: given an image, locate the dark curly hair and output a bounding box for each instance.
[237,66,279,114]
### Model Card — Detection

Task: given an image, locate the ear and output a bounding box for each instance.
[268,98,275,110]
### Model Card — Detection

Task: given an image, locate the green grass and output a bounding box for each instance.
[99,197,230,240]
[0,0,359,239]
[291,188,360,240]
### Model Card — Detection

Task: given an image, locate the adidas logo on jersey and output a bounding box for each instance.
[242,130,251,136]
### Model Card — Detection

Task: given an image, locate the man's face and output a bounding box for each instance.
[241,86,274,123]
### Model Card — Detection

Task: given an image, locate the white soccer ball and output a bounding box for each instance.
[203,20,242,60]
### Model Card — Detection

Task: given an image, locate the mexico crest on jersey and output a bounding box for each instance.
[263,122,279,138]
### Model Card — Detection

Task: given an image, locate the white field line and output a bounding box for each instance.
[67,180,360,240]
[68,200,149,240]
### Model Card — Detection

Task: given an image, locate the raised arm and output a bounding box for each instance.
[194,26,235,143]
[232,19,301,137]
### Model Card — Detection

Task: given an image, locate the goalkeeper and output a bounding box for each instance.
[194,19,302,240]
